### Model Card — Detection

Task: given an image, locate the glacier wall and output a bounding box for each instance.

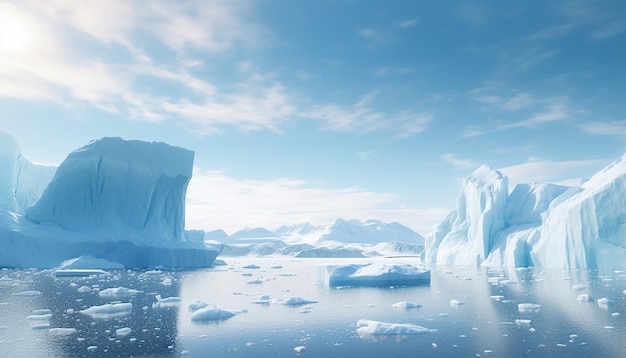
[26,137,193,243]
[0,136,218,268]
[425,154,626,269]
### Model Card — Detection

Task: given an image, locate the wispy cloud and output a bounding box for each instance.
[441,153,480,170]
[579,120,626,136]
[476,92,534,111]
[374,66,414,77]
[498,98,568,130]
[186,168,446,235]
[396,19,418,28]
[358,27,391,47]
[526,24,574,41]
[592,21,625,40]
[304,92,431,136]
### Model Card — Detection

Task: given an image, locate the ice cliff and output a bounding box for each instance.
[0,131,56,214]
[0,136,218,268]
[424,154,626,269]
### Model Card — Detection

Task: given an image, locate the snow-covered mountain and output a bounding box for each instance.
[0,131,56,214]
[425,154,626,269]
[0,136,218,268]
[206,219,425,258]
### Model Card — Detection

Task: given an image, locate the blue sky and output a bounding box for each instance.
[1,0,624,235]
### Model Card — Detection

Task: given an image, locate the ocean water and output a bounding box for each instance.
[0,257,624,357]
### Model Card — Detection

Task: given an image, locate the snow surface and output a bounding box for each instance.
[319,263,430,287]
[0,136,218,268]
[425,154,626,269]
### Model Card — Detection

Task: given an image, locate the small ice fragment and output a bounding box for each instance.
[603,326,615,330]
[597,298,611,309]
[622,290,626,296]
[87,346,97,352]
[277,297,317,306]
[116,327,132,337]
[569,334,578,340]
[557,344,567,347]
[515,319,531,326]
[450,300,464,307]
[188,300,209,312]
[28,313,52,321]
[490,295,504,301]
[98,287,142,297]
[13,290,41,296]
[529,328,536,333]
[356,319,436,338]
[294,346,306,353]
[571,283,586,291]
[518,303,541,313]
[577,294,592,302]
[153,295,181,308]
[48,328,77,336]
[247,279,263,285]
[243,264,260,269]
[611,312,620,318]
[432,343,437,348]
[439,313,448,317]
[252,295,272,304]
[80,302,132,318]
[191,304,240,321]
[77,286,91,293]
[391,302,421,310]
[31,324,50,330]
[32,309,51,315]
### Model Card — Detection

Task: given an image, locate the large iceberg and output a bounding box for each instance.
[425,154,626,269]
[0,136,218,268]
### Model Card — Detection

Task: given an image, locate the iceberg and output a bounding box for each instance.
[0,136,218,268]
[356,319,436,337]
[319,263,431,287]
[424,153,626,269]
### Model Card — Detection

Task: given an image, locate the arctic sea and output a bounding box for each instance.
[1,258,624,357]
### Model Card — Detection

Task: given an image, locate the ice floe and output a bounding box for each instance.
[80,302,133,318]
[190,304,243,322]
[356,319,436,338]
[319,263,430,287]
[518,303,541,313]
[391,302,422,310]
[98,287,142,297]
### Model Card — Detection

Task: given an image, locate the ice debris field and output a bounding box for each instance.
[1,258,625,357]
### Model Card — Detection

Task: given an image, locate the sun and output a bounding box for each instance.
[0,20,30,52]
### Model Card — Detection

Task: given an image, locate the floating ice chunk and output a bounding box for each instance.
[187,300,209,312]
[450,300,464,307]
[31,324,50,330]
[48,328,77,336]
[276,297,318,306]
[294,346,306,353]
[153,295,181,309]
[13,290,41,296]
[116,327,132,337]
[87,346,97,352]
[243,264,260,269]
[597,298,611,309]
[55,269,107,277]
[577,294,592,302]
[98,287,142,297]
[490,295,505,301]
[191,304,242,321]
[356,319,436,338]
[391,302,422,310]
[611,312,620,317]
[28,313,52,321]
[518,303,541,313]
[77,286,92,293]
[571,283,586,291]
[515,319,531,326]
[32,309,51,315]
[623,290,626,296]
[252,295,272,304]
[247,279,263,285]
[319,263,430,287]
[80,302,132,318]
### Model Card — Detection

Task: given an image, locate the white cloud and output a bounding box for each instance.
[374,66,414,77]
[498,158,608,191]
[396,19,418,28]
[498,98,567,130]
[304,92,431,136]
[579,120,626,136]
[441,153,480,170]
[185,169,446,235]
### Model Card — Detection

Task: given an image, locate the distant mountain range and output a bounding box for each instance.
[202,219,426,258]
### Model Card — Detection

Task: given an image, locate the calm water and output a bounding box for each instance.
[0,258,624,357]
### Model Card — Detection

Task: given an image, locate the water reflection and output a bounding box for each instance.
[1,260,624,357]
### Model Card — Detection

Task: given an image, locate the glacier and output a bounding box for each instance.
[0,135,218,268]
[424,153,626,269]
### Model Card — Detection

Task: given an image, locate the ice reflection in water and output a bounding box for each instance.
[0,259,624,357]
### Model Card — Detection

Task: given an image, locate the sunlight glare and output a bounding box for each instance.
[0,20,29,52]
